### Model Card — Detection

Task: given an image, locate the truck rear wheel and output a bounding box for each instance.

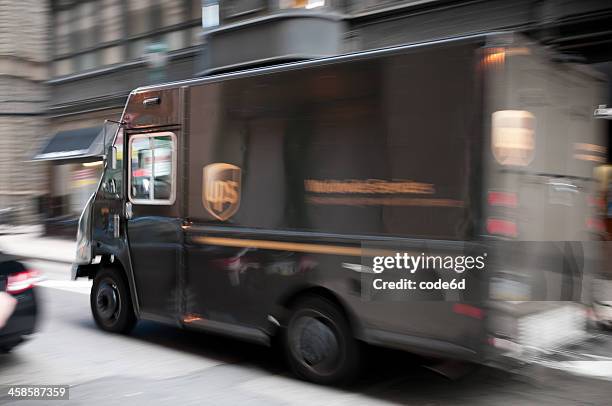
[90,267,136,334]
[284,296,361,385]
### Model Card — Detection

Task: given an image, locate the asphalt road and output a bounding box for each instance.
[1,260,612,405]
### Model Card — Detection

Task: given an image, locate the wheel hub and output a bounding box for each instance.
[297,317,339,367]
[96,281,119,321]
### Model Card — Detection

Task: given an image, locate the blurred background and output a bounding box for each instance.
[0,0,611,236]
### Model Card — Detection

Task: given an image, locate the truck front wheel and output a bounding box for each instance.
[284,296,361,385]
[90,267,136,334]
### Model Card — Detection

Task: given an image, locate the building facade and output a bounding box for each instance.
[16,0,612,228]
[0,0,49,224]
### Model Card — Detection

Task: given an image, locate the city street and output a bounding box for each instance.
[1,259,612,405]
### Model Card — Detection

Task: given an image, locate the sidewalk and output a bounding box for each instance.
[0,232,75,264]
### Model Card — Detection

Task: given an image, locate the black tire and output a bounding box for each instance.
[598,321,612,331]
[0,340,21,353]
[284,295,361,385]
[90,266,136,334]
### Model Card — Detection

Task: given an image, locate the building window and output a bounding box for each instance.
[76,1,98,51]
[54,9,72,56]
[128,0,165,37]
[162,0,184,26]
[190,26,203,46]
[164,30,185,51]
[102,45,123,66]
[190,0,202,20]
[128,132,177,204]
[128,0,155,36]
[54,58,74,77]
[224,0,266,18]
[78,51,98,71]
[101,0,123,42]
[129,38,148,59]
[52,0,200,75]
[346,0,423,14]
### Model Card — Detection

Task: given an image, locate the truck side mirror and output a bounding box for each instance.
[108,145,117,170]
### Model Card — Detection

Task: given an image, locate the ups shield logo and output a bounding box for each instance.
[203,163,241,221]
[491,110,535,167]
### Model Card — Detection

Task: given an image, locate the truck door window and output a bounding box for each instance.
[128,132,176,205]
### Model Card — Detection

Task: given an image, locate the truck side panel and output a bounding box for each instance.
[183,40,487,356]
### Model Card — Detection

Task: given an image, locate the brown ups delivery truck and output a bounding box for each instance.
[72,32,607,384]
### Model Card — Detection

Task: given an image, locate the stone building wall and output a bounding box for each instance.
[0,0,49,224]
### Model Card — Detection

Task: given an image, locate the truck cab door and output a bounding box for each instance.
[92,127,126,249]
[125,130,181,321]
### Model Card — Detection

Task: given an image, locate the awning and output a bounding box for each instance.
[33,126,107,163]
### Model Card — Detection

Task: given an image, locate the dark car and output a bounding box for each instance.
[0,253,38,352]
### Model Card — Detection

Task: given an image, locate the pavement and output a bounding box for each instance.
[0,232,75,264]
